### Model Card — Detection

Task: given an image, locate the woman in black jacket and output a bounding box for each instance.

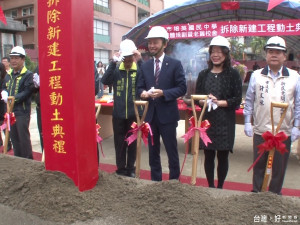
[195,36,242,189]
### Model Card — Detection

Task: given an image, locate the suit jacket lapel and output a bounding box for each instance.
[160,55,169,80]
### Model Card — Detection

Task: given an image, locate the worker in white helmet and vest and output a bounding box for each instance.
[195,35,242,189]
[137,26,187,181]
[1,46,35,159]
[244,36,300,194]
[101,39,142,177]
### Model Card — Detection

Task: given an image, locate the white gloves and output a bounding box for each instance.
[244,122,253,137]
[1,90,8,103]
[206,99,218,112]
[291,127,300,142]
[113,55,124,62]
[33,73,40,88]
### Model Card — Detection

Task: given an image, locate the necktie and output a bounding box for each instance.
[155,59,160,85]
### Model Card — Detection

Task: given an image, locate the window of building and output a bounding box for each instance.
[22,7,34,16]
[94,0,110,14]
[22,17,34,27]
[94,20,109,36]
[138,0,149,7]
[5,9,18,18]
[94,0,108,8]
[94,49,109,65]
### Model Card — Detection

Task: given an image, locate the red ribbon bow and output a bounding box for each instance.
[247,131,288,172]
[181,116,212,146]
[96,123,105,158]
[1,112,16,131]
[126,122,153,146]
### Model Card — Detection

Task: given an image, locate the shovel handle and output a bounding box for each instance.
[134,100,148,106]
[261,101,289,192]
[134,100,149,178]
[190,95,208,185]
[95,103,101,118]
[271,102,288,109]
[3,96,15,154]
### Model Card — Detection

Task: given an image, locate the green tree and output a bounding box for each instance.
[25,55,37,72]
[250,36,267,57]
[229,38,246,60]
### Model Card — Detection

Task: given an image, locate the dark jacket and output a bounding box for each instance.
[94,64,99,95]
[137,55,187,124]
[195,67,242,151]
[101,60,141,119]
[3,67,34,116]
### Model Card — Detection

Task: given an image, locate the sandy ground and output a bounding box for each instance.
[0,154,300,225]
[0,102,299,225]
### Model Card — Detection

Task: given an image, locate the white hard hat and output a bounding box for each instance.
[145,26,169,40]
[209,36,230,49]
[264,36,286,52]
[120,39,137,57]
[10,46,26,56]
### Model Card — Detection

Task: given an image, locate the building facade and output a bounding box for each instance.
[0,0,164,64]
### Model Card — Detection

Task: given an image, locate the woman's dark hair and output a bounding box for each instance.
[207,46,231,71]
[0,63,6,81]
[97,61,103,67]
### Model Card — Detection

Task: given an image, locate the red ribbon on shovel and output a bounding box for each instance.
[0,112,16,131]
[96,123,105,158]
[181,116,212,146]
[126,122,153,146]
[247,131,288,172]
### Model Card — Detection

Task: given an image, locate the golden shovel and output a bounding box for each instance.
[134,100,149,178]
[190,95,208,185]
[261,102,288,192]
[3,96,15,154]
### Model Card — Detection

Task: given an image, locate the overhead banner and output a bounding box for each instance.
[161,19,300,39]
[38,0,98,191]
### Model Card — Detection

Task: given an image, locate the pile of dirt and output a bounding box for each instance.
[0,154,299,225]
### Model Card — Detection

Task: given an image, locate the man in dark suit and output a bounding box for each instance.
[137,26,187,181]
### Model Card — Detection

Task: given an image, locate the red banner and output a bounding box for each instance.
[221,2,240,10]
[0,7,7,25]
[160,19,300,39]
[38,0,98,191]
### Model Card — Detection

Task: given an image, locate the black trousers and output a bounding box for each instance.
[204,149,230,188]
[10,114,33,159]
[148,111,180,181]
[112,117,136,172]
[36,105,43,151]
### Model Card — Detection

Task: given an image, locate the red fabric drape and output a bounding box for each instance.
[221,2,240,10]
[0,7,7,25]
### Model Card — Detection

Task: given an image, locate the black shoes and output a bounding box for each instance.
[116,168,136,178]
[116,168,128,176]
[127,171,136,178]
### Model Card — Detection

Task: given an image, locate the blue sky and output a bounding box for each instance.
[164,0,190,9]
[164,0,300,9]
